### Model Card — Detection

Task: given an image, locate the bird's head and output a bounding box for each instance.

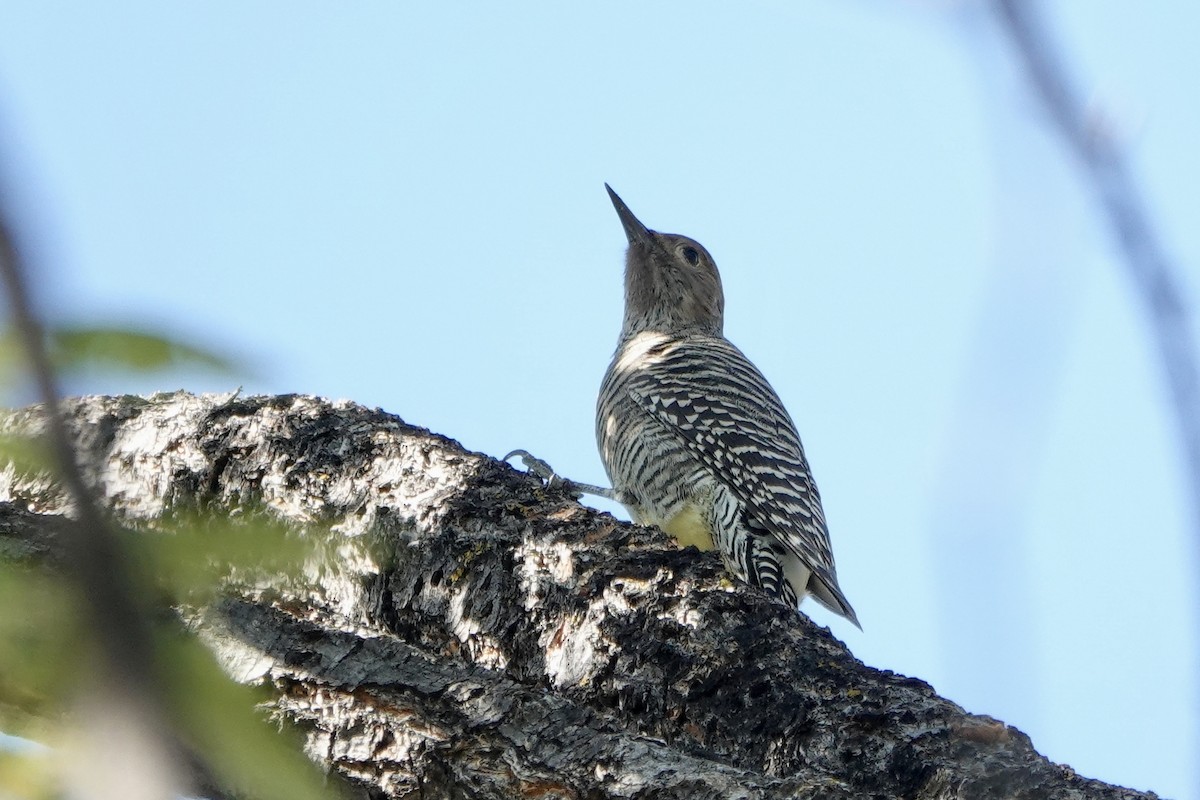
[606,184,725,337]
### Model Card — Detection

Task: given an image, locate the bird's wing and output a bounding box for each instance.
[625,337,840,582]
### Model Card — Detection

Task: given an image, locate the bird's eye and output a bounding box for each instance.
[682,246,700,266]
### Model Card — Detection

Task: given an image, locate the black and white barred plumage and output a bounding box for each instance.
[596,186,858,627]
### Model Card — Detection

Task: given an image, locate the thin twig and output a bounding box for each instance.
[0,208,159,698]
[991,0,1200,525]
[0,187,186,800]
[991,3,1199,794]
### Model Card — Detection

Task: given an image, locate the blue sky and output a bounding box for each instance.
[0,2,1196,797]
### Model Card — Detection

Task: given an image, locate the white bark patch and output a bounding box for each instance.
[516,538,576,611]
[543,612,600,687]
[448,586,508,670]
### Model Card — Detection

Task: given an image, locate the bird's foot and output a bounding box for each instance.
[503,449,615,502]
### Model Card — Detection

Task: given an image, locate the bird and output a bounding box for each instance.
[594,184,858,627]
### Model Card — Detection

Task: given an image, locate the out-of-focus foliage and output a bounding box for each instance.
[0,434,54,477]
[133,511,316,604]
[0,743,55,800]
[0,566,81,736]
[47,326,238,374]
[162,633,333,800]
[0,506,341,800]
[0,321,341,799]
[0,324,238,378]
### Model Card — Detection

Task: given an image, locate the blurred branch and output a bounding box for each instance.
[992,0,1200,536]
[0,186,164,731]
[990,8,1200,794]
[0,186,188,800]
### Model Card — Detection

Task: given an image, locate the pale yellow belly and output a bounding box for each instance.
[661,504,715,552]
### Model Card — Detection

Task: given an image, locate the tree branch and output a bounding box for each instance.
[0,392,1161,799]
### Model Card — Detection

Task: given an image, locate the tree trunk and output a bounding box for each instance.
[0,392,1159,799]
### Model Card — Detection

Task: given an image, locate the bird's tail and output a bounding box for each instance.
[808,574,861,630]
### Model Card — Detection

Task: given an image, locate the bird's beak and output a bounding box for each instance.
[605,184,652,246]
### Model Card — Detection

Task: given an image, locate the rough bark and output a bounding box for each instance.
[0,392,1159,799]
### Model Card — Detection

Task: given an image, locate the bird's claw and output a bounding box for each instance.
[503,449,584,499]
[504,450,619,503]
[503,449,558,481]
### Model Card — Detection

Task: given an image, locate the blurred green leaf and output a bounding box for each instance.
[0,323,239,377]
[0,746,56,800]
[0,336,22,386]
[47,325,238,375]
[161,633,338,800]
[0,567,81,733]
[131,511,316,604]
[0,434,55,477]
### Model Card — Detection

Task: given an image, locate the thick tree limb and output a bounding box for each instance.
[0,392,1159,799]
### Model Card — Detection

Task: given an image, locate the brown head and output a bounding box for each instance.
[606,184,725,338]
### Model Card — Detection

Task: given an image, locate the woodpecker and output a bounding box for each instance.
[594,185,858,627]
